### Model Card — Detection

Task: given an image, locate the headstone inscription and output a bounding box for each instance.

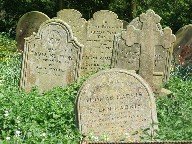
[173,24,192,65]
[55,9,124,77]
[56,9,87,44]
[16,11,50,52]
[112,9,176,96]
[20,19,83,92]
[76,69,158,142]
[79,10,123,77]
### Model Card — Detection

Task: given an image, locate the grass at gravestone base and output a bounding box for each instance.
[0,33,191,143]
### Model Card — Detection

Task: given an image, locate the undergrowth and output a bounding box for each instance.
[156,64,192,140]
[0,33,192,143]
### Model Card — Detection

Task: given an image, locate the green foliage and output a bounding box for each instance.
[0,0,55,37]
[1,0,191,37]
[0,32,17,62]
[136,0,192,33]
[155,65,192,140]
[1,36,192,142]
[0,52,84,143]
[0,34,99,143]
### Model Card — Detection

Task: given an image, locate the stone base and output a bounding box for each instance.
[156,88,172,98]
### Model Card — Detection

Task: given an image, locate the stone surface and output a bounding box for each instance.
[55,9,124,77]
[79,10,123,77]
[20,19,83,92]
[158,88,172,98]
[173,24,192,65]
[112,9,176,94]
[76,69,158,142]
[16,11,50,52]
[57,9,87,44]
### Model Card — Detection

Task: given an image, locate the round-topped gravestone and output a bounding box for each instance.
[173,24,192,64]
[76,69,158,142]
[16,11,50,52]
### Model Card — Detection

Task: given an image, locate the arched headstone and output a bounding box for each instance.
[20,19,83,92]
[76,69,158,142]
[173,24,192,65]
[16,11,50,52]
[79,10,123,77]
[56,9,124,77]
[57,9,87,44]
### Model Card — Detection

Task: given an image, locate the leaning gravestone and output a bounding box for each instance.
[16,11,50,52]
[56,9,87,44]
[173,24,192,65]
[76,69,158,142]
[20,19,83,92]
[112,9,176,96]
[79,10,123,77]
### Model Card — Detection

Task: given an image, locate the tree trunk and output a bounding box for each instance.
[56,0,64,12]
[131,0,137,19]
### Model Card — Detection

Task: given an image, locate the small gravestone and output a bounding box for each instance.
[79,10,123,77]
[173,24,192,65]
[16,11,50,52]
[76,69,158,142]
[112,9,176,96]
[20,19,83,92]
[56,9,87,44]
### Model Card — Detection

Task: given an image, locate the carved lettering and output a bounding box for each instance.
[80,10,123,77]
[20,19,82,92]
[77,69,158,142]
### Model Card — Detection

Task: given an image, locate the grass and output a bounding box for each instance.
[0,33,192,143]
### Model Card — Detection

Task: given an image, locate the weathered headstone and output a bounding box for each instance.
[79,10,123,77]
[56,9,87,44]
[20,19,83,92]
[173,24,192,65]
[76,69,158,142]
[112,9,176,96]
[16,11,50,52]
[55,9,124,77]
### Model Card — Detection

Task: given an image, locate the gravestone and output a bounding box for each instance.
[16,11,50,52]
[76,69,158,142]
[173,24,192,65]
[56,9,87,44]
[79,10,123,77]
[20,19,83,92]
[55,9,125,77]
[112,9,176,96]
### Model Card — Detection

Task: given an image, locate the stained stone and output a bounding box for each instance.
[79,10,123,77]
[112,9,176,95]
[173,24,192,65]
[16,11,50,52]
[20,19,83,92]
[55,9,124,77]
[76,69,158,142]
[56,9,87,44]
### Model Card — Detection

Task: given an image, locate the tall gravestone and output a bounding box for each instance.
[112,9,176,96]
[56,9,87,44]
[76,69,158,142]
[173,24,192,65]
[20,19,83,92]
[16,11,50,52]
[79,10,123,77]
